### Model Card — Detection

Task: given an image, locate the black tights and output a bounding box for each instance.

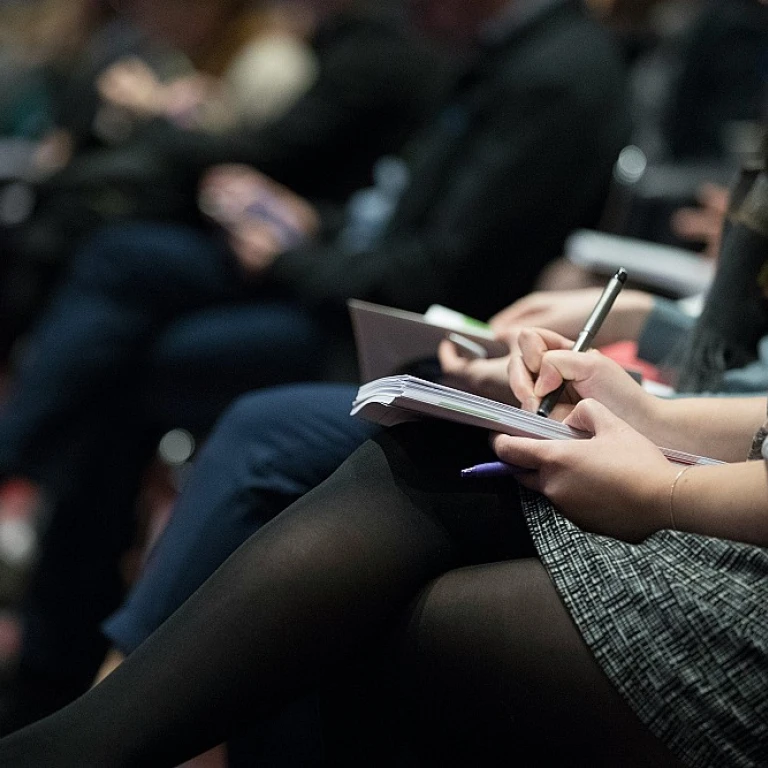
[0,423,680,766]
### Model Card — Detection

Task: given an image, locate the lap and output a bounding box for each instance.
[399,558,682,766]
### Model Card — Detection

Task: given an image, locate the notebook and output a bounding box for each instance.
[351,374,721,466]
[347,299,507,383]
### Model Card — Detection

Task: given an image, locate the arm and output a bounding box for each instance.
[643,396,765,463]
[510,327,765,462]
[491,398,768,547]
[264,74,625,314]
[489,288,655,347]
[138,19,445,199]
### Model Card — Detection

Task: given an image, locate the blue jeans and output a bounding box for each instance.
[103,382,375,653]
[4,222,333,697]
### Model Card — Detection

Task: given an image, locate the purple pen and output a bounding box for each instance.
[460,461,519,478]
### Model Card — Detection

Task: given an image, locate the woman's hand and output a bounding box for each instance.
[670,182,728,260]
[507,327,661,433]
[437,340,516,403]
[491,398,676,542]
[489,289,653,347]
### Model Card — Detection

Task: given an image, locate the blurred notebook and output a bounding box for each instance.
[347,299,507,383]
[351,374,721,466]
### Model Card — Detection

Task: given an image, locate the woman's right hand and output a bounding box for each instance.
[508,327,662,434]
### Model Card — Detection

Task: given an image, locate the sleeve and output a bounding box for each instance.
[138,23,431,196]
[637,297,696,364]
[265,73,627,314]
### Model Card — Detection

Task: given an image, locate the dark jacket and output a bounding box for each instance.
[265,0,631,320]
[140,9,452,203]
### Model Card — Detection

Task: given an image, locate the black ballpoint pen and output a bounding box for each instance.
[536,267,628,418]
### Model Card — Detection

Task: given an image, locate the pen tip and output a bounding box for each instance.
[616,267,628,283]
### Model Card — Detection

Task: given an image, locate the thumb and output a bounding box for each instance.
[533,348,612,399]
[562,398,621,437]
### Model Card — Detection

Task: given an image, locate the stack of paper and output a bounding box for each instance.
[351,375,721,466]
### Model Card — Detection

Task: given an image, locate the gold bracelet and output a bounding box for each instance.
[669,465,693,531]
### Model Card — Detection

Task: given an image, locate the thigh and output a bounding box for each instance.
[399,559,683,767]
[366,422,536,566]
[104,384,377,654]
[144,303,333,429]
[67,221,244,309]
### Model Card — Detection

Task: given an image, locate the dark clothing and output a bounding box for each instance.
[104,383,372,654]
[266,0,630,319]
[139,9,453,204]
[0,9,448,356]
[1,0,628,709]
[663,0,768,162]
[0,422,681,767]
[1,0,630,477]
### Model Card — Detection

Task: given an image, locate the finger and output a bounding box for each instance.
[490,433,551,471]
[532,348,608,399]
[697,182,729,212]
[507,357,540,413]
[488,294,542,330]
[561,397,619,436]
[517,327,574,397]
[437,338,467,373]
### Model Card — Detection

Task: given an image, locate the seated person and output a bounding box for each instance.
[98,160,768,691]
[1,317,767,765]
[0,0,631,727]
[1,0,448,358]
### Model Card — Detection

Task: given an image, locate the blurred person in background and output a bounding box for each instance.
[0,0,447,363]
[0,0,630,737]
[0,0,451,731]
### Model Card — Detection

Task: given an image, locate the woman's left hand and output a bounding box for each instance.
[491,398,677,542]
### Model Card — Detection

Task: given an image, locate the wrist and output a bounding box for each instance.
[632,460,680,539]
[667,464,696,531]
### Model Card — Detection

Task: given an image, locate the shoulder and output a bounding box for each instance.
[485,3,627,118]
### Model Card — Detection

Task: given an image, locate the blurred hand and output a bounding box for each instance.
[161,73,217,127]
[200,164,319,275]
[437,339,515,403]
[490,398,674,542]
[33,129,74,174]
[489,288,653,348]
[97,57,163,117]
[670,182,729,260]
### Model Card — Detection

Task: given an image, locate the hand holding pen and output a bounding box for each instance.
[536,267,627,417]
[464,269,629,477]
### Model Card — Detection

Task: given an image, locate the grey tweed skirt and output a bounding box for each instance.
[521,488,768,768]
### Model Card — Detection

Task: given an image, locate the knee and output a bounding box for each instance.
[217,386,310,440]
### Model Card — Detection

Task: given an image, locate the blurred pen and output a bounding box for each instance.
[460,461,519,478]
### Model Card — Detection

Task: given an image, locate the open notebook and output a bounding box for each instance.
[351,375,721,467]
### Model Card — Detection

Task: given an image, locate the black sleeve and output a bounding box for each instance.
[265,73,625,316]
[140,21,447,200]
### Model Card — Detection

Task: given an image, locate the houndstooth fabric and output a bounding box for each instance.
[520,484,768,768]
